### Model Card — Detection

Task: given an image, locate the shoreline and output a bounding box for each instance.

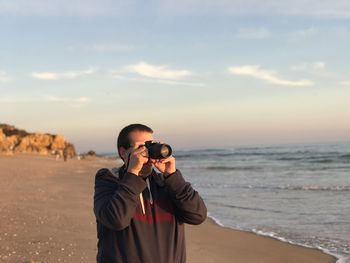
[205,215,340,263]
[0,154,339,263]
[186,216,337,263]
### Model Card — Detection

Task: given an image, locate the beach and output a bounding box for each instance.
[0,154,337,263]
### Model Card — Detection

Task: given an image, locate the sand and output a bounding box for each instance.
[0,154,337,263]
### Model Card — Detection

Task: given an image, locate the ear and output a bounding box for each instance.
[119,147,127,162]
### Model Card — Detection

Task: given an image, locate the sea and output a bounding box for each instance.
[174,142,350,263]
[103,142,350,262]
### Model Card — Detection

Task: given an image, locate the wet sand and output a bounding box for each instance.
[0,154,337,263]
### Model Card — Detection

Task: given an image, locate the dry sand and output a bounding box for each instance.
[0,154,337,263]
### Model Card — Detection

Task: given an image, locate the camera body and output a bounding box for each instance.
[143,141,172,159]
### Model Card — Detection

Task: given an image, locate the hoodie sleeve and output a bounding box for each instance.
[164,170,207,225]
[93,168,147,231]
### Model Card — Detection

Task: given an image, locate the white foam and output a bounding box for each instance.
[251,229,348,263]
[207,214,348,263]
[207,213,225,227]
[336,257,350,263]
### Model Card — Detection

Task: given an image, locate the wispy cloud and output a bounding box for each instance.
[0,71,10,82]
[67,43,134,53]
[31,68,96,80]
[287,27,319,42]
[228,65,314,87]
[235,27,271,39]
[287,26,350,42]
[112,75,205,87]
[0,0,126,16]
[339,81,350,86]
[158,1,350,18]
[2,1,350,18]
[0,96,17,103]
[124,61,192,80]
[0,95,91,104]
[43,95,90,103]
[290,62,326,71]
[86,43,134,52]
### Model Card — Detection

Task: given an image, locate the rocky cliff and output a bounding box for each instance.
[0,124,76,156]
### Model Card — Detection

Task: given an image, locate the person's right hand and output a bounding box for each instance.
[126,145,149,176]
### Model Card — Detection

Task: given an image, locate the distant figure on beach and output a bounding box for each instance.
[63,147,68,162]
[62,143,76,162]
[93,124,207,263]
[54,149,63,161]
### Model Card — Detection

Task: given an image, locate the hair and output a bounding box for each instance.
[117,124,153,159]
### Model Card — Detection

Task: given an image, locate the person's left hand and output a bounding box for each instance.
[151,156,176,177]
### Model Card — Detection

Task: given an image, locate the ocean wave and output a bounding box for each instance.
[309,159,335,163]
[286,185,350,192]
[275,155,334,161]
[236,185,350,192]
[307,166,350,171]
[251,230,348,263]
[206,166,262,171]
[207,213,225,227]
[274,155,347,162]
[225,204,283,214]
[175,154,196,159]
[274,157,305,161]
[197,183,350,192]
[271,185,350,192]
[207,215,347,263]
[177,153,350,165]
[340,154,350,159]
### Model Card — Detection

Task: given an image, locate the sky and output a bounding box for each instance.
[1,0,350,153]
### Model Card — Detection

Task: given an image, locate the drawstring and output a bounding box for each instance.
[139,193,145,215]
[125,153,152,215]
[146,178,153,205]
[140,178,153,215]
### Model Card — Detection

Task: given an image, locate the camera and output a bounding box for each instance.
[143,141,172,159]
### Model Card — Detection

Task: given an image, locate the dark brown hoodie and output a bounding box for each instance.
[93,167,207,263]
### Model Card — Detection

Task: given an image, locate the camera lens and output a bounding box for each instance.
[145,141,172,159]
[159,144,171,158]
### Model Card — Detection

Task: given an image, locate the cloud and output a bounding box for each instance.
[31,68,96,80]
[287,26,350,42]
[339,81,350,86]
[290,62,326,71]
[74,97,90,102]
[3,0,350,18]
[124,62,191,80]
[44,95,90,103]
[67,43,134,53]
[158,0,350,18]
[0,71,10,82]
[112,74,205,87]
[228,65,314,87]
[0,96,17,103]
[235,27,271,39]
[0,95,91,104]
[0,0,127,16]
[86,43,134,52]
[287,27,319,42]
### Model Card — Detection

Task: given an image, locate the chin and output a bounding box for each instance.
[140,164,153,177]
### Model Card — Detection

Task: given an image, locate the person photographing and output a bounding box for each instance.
[93,124,207,263]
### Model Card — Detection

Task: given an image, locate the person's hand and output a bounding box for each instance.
[126,146,149,176]
[151,156,176,177]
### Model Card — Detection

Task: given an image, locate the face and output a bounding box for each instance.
[120,130,154,176]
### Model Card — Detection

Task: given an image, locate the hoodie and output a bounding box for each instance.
[93,167,207,263]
